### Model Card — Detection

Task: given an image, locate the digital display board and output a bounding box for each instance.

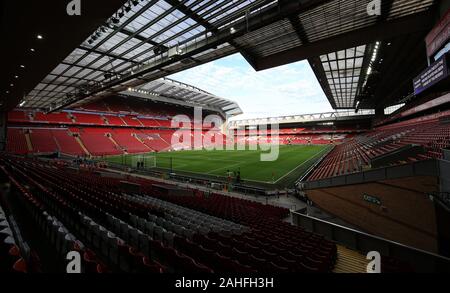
[413,53,449,95]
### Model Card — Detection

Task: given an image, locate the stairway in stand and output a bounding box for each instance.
[333,245,369,273]
[133,134,151,150]
[74,136,90,156]
[24,132,33,152]
[108,134,127,155]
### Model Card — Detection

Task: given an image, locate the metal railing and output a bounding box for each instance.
[291,211,450,273]
[104,161,270,196]
[302,159,440,190]
[431,192,450,210]
[229,109,375,128]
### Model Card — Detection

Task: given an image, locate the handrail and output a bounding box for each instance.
[431,192,450,210]
[291,211,450,272]
[297,145,335,184]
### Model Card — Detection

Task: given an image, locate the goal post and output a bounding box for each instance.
[144,155,157,169]
[130,153,157,169]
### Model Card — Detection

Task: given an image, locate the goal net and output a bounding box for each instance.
[130,154,157,169]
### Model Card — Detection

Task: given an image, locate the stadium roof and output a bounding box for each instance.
[18,0,263,111]
[229,109,375,128]
[305,0,437,110]
[312,45,368,109]
[2,0,437,113]
[72,77,243,116]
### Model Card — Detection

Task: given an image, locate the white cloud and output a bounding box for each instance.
[169,54,333,120]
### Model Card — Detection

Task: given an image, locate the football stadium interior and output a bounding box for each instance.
[1,0,450,274]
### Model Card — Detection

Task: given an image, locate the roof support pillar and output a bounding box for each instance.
[0,112,8,152]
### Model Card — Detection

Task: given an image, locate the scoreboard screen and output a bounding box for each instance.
[413,53,449,95]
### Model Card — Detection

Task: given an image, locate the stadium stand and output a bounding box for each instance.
[103,115,124,126]
[308,112,450,181]
[0,205,27,273]
[3,0,450,275]
[100,96,132,113]
[121,116,143,127]
[72,113,106,125]
[79,101,109,113]
[76,128,122,156]
[138,130,173,152]
[7,111,28,122]
[52,129,86,156]
[33,112,72,124]
[28,129,58,154]
[153,119,173,128]
[5,95,224,158]
[6,128,29,155]
[112,129,150,154]
[0,155,337,273]
[235,133,349,146]
[138,118,162,128]
[5,96,225,157]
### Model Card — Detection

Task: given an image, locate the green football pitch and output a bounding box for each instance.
[104,145,330,186]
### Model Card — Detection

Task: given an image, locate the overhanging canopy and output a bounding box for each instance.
[16,0,436,112]
[72,77,243,117]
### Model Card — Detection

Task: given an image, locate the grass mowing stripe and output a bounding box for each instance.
[274,145,332,184]
[103,145,328,186]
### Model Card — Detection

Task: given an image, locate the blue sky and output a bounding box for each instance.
[169,53,333,120]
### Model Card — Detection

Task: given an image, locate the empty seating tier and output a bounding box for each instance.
[0,155,338,273]
[6,129,29,155]
[308,115,450,181]
[112,130,149,153]
[0,205,28,273]
[77,129,122,156]
[29,129,58,153]
[51,129,86,156]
